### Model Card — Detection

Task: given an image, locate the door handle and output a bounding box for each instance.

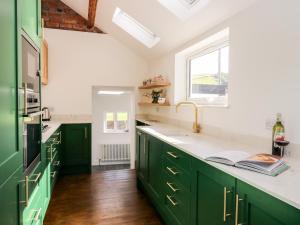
[223,187,231,222]
[166,182,179,192]
[166,167,179,175]
[84,127,87,139]
[167,151,179,159]
[235,194,244,225]
[166,195,178,206]
[20,176,29,206]
[29,172,41,183]
[23,83,28,115]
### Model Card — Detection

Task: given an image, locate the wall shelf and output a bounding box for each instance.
[138,83,170,89]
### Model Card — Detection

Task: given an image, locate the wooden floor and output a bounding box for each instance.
[44,169,164,225]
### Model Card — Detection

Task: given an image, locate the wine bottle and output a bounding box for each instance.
[272,113,285,156]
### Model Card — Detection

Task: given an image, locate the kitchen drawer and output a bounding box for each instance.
[27,161,43,200]
[163,183,190,225]
[164,145,191,172]
[163,157,191,190]
[23,185,43,225]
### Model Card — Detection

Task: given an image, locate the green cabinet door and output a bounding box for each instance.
[0,0,23,224]
[136,130,148,182]
[236,180,300,225]
[192,159,236,225]
[21,0,41,46]
[62,124,91,174]
[147,135,163,199]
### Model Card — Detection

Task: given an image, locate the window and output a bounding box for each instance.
[187,43,229,106]
[112,7,160,48]
[104,112,129,133]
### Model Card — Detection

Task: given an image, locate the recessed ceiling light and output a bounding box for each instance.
[112,7,160,48]
[97,91,125,95]
[158,0,210,20]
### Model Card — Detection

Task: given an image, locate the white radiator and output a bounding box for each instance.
[99,144,130,165]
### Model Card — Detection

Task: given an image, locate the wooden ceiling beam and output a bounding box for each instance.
[87,0,98,29]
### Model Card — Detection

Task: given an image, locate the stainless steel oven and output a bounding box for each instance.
[21,32,42,173]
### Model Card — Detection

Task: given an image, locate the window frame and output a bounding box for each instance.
[186,41,229,106]
[103,112,129,134]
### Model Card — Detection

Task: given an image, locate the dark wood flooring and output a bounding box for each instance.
[44,169,164,225]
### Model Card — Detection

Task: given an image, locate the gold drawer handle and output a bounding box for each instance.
[167,182,179,192]
[29,172,41,183]
[33,208,42,222]
[223,187,231,222]
[166,195,178,206]
[51,151,58,164]
[20,176,29,206]
[235,194,244,225]
[166,167,179,175]
[51,171,57,178]
[167,151,179,159]
[53,161,60,166]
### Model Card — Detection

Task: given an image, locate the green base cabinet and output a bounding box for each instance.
[136,131,148,182]
[191,159,235,225]
[236,180,300,225]
[135,129,300,225]
[61,124,91,175]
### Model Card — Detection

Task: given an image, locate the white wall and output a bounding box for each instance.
[42,29,148,115]
[92,87,135,167]
[143,0,300,144]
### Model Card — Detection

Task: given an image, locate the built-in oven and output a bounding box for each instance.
[21,32,42,174]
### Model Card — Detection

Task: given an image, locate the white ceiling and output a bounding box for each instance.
[61,0,257,59]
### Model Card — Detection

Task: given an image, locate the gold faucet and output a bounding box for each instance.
[176,101,200,133]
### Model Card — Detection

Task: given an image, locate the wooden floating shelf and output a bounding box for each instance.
[138,102,170,106]
[138,83,170,89]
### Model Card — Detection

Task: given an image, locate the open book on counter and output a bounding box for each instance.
[205,151,288,176]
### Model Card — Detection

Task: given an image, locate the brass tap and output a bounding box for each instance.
[176,101,200,133]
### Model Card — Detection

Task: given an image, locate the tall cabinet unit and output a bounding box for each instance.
[0,0,24,224]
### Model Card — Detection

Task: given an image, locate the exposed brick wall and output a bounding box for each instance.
[42,0,104,33]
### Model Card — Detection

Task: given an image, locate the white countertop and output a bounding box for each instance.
[136,123,300,210]
[42,117,92,143]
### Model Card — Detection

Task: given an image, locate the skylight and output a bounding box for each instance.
[112,7,160,48]
[158,0,210,20]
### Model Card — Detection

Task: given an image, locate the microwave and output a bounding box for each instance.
[21,32,42,173]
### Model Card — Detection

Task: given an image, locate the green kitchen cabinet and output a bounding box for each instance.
[147,135,163,200]
[0,0,23,224]
[191,159,236,225]
[62,124,91,175]
[22,181,43,225]
[235,180,300,225]
[136,130,148,182]
[21,0,42,46]
[0,167,23,225]
[40,164,51,218]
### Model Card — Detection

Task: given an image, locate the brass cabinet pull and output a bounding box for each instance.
[23,83,28,115]
[223,187,231,222]
[84,127,87,139]
[143,137,146,155]
[51,151,58,164]
[235,194,244,225]
[167,151,179,159]
[53,161,60,166]
[166,182,179,192]
[166,195,178,206]
[33,208,42,222]
[166,167,179,175]
[51,171,57,178]
[20,176,29,206]
[29,173,41,183]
